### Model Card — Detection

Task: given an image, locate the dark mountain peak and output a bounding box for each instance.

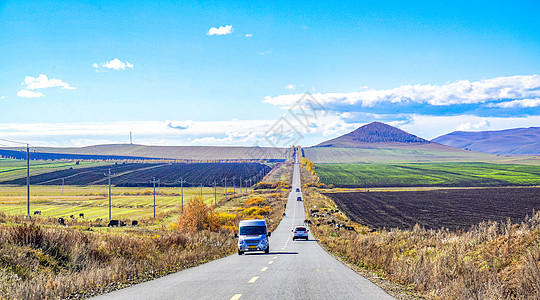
[345,122,429,144]
[315,122,430,147]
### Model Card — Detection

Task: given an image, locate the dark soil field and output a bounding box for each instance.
[323,188,540,231]
[0,162,271,187]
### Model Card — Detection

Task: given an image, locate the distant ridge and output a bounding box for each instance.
[432,127,540,155]
[315,121,430,147]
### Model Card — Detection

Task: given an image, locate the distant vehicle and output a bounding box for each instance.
[236,219,271,255]
[297,196,302,201]
[296,188,300,192]
[292,226,309,240]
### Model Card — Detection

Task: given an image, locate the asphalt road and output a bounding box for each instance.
[92,156,394,300]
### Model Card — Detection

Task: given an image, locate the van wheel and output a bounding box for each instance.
[238,250,244,255]
[265,247,269,254]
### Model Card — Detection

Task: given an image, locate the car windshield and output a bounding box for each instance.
[295,227,306,231]
[239,226,267,235]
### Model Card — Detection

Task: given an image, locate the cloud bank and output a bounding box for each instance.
[264,75,540,108]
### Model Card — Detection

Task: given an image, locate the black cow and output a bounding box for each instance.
[58,217,65,225]
[120,221,126,227]
[79,213,84,218]
[131,220,138,226]
[70,214,75,219]
[33,211,41,215]
[344,226,356,231]
[108,220,119,227]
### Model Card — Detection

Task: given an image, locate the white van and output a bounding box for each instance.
[236,219,271,255]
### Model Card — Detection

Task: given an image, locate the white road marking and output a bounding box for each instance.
[248,276,259,283]
[273,256,278,259]
[268,261,274,264]
[261,267,268,272]
[230,294,242,300]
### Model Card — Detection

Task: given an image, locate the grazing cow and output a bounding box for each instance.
[131,220,138,226]
[33,211,41,215]
[108,220,119,227]
[310,209,319,214]
[344,226,356,231]
[58,217,65,225]
[70,214,75,219]
[282,212,287,217]
[79,213,84,218]
[303,219,312,226]
[96,218,103,222]
[120,221,126,227]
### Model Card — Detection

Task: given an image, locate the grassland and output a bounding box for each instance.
[315,162,540,187]
[0,185,243,220]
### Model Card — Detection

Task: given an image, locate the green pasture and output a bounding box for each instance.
[0,158,108,181]
[0,185,241,220]
[315,162,540,188]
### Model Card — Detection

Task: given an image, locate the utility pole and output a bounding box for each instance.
[239,177,242,194]
[213,181,217,206]
[153,177,156,219]
[180,178,185,212]
[108,169,112,221]
[26,144,30,217]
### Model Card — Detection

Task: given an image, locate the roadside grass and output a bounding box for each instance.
[315,162,540,188]
[0,162,291,299]
[301,162,540,299]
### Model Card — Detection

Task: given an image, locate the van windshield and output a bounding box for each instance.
[239,226,267,236]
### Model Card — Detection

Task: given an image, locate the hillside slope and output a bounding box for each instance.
[432,127,540,155]
[307,122,498,163]
[0,144,289,161]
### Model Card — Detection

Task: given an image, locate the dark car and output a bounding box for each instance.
[296,188,300,192]
[297,196,302,201]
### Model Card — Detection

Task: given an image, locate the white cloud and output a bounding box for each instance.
[264,75,540,107]
[17,90,44,98]
[1,96,7,100]
[245,34,253,37]
[207,25,233,36]
[489,98,540,108]
[96,58,134,70]
[457,120,490,131]
[23,74,75,90]
[285,84,295,90]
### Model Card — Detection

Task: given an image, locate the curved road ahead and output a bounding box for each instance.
[93,156,394,300]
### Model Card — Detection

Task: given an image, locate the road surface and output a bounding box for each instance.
[92,155,394,300]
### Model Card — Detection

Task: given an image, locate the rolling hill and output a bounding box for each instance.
[432,127,540,155]
[0,144,289,162]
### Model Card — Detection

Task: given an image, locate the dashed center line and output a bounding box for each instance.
[230,294,242,300]
[248,276,259,283]
[261,267,268,272]
[268,261,274,264]
[273,256,278,259]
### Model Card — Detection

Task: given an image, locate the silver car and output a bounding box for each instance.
[292,226,309,241]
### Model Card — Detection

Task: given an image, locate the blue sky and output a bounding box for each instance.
[0,0,539,147]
